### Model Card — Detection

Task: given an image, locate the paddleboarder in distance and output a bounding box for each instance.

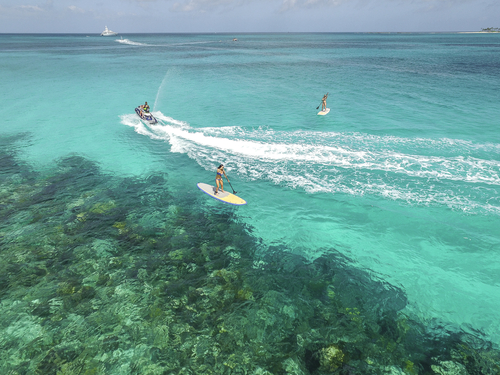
[215,164,229,195]
[321,93,328,112]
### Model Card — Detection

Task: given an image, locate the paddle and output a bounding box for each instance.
[316,92,329,110]
[226,177,237,195]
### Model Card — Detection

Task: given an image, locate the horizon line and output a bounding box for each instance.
[0,31,495,35]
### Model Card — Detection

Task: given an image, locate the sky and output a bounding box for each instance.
[0,0,499,33]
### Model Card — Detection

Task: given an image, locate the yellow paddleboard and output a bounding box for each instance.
[317,108,330,115]
[197,183,247,206]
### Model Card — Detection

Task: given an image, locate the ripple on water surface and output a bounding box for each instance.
[0,135,499,374]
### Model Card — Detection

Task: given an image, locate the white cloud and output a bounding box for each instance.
[171,0,196,11]
[164,0,354,13]
[68,5,85,13]
[11,0,53,13]
[170,0,243,12]
[122,0,497,14]
[280,0,297,12]
[280,0,345,11]
[18,5,45,12]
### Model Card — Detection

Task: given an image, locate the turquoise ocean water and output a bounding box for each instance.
[1,33,500,373]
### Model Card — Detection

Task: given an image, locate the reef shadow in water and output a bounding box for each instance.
[0,134,499,375]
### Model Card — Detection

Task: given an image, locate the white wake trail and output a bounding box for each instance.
[121,113,500,214]
[115,38,151,46]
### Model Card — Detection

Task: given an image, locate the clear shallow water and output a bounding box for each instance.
[1,33,500,372]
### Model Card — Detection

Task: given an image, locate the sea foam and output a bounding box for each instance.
[122,113,500,215]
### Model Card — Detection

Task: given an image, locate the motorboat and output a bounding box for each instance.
[100,26,118,36]
[135,107,158,124]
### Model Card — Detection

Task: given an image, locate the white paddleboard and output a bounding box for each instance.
[197,183,247,206]
[317,108,330,116]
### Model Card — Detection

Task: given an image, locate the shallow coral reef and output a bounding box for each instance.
[1,137,500,374]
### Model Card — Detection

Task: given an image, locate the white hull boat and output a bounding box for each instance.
[100,26,118,36]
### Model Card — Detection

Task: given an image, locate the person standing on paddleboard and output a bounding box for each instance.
[321,93,328,112]
[215,164,229,195]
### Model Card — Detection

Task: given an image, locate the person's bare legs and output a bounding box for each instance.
[215,178,224,194]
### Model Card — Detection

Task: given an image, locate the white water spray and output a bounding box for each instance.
[154,69,178,112]
[121,113,500,215]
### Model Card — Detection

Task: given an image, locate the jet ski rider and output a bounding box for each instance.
[139,101,150,117]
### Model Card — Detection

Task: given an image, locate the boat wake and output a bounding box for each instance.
[116,38,150,46]
[121,113,500,215]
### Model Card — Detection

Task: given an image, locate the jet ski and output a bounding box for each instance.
[135,107,158,124]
